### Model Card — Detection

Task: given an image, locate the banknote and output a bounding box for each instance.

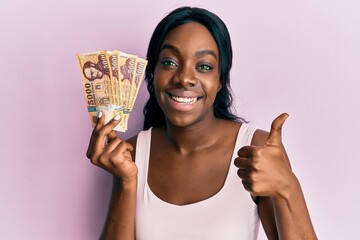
[118,52,138,131]
[107,51,127,132]
[118,52,138,112]
[128,58,148,111]
[77,50,147,132]
[76,50,118,129]
[107,51,122,106]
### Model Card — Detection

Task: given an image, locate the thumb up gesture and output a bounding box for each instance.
[234,113,296,199]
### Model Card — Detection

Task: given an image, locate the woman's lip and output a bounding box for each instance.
[165,90,201,99]
[165,92,203,104]
[165,93,200,111]
[166,92,199,99]
[169,94,199,104]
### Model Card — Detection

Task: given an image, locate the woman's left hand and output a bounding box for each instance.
[234,113,297,199]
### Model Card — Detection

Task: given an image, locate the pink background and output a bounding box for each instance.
[1,0,359,239]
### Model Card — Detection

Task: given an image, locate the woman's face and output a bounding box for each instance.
[154,22,221,127]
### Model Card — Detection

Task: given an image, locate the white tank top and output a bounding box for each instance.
[135,124,260,240]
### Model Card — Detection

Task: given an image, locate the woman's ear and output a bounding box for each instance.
[217,82,222,92]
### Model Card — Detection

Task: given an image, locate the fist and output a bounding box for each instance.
[234,113,296,199]
[86,112,138,182]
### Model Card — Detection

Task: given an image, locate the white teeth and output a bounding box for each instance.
[171,95,198,104]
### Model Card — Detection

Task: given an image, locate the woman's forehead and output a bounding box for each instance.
[163,22,218,51]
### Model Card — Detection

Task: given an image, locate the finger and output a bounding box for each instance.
[89,111,105,146]
[237,145,254,158]
[241,180,252,193]
[94,111,105,131]
[234,157,250,170]
[97,139,131,166]
[111,141,134,157]
[103,138,122,155]
[237,168,250,182]
[91,138,122,166]
[87,111,104,158]
[266,113,289,146]
[92,114,122,156]
[108,130,119,142]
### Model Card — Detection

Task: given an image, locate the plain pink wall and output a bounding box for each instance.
[1,0,359,239]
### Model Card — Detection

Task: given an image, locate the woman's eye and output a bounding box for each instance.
[197,64,213,71]
[160,59,177,67]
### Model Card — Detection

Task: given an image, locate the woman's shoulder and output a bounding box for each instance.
[251,128,270,146]
[221,118,241,129]
[228,119,269,146]
[125,127,158,160]
[126,129,152,161]
[125,127,154,145]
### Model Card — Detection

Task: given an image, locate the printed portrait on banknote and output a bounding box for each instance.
[82,55,111,82]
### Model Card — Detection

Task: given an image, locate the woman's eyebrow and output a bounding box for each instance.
[160,44,217,59]
[160,44,179,53]
[195,50,217,59]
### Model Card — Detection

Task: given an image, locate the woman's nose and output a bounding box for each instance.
[173,65,198,87]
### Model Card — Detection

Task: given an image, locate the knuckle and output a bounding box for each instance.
[249,171,258,183]
[90,157,99,165]
[110,137,121,145]
[87,151,99,165]
[109,156,126,169]
[125,142,133,151]
[109,157,120,167]
[251,184,259,194]
[98,154,108,165]
[251,161,260,172]
[118,141,127,150]
[254,147,263,157]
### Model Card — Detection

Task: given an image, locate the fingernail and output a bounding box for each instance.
[114,114,121,121]
[98,111,103,118]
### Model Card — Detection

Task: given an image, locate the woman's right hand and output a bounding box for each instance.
[86,112,138,182]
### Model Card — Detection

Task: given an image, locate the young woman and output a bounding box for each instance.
[86,7,317,240]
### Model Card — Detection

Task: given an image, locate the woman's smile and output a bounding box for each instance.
[170,95,198,104]
[164,91,202,111]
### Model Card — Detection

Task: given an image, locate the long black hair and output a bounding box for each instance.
[143,6,245,130]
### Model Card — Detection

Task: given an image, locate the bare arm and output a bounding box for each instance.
[258,177,316,239]
[86,112,138,240]
[100,177,137,240]
[235,114,317,239]
[258,197,278,240]
[271,177,316,239]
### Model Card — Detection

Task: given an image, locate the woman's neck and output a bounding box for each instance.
[163,116,225,154]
